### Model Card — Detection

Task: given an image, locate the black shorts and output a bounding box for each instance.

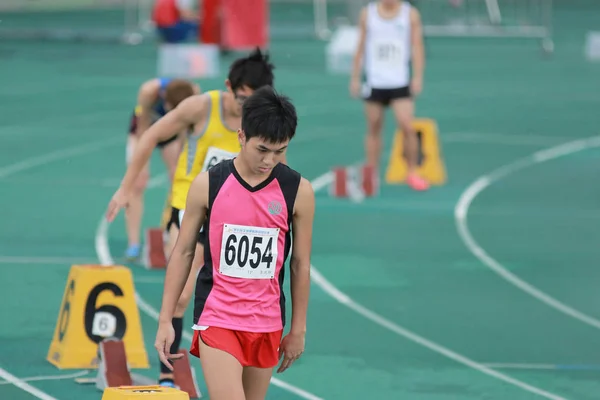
[128,111,178,149]
[363,86,411,107]
[165,207,206,244]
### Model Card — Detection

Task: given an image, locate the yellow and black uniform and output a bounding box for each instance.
[166,90,240,242]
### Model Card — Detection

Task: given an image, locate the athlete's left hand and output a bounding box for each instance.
[411,77,423,97]
[277,332,305,373]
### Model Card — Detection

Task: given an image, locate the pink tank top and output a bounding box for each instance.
[193,159,301,332]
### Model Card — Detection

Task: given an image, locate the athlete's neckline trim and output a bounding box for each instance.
[230,159,278,193]
[373,1,406,22]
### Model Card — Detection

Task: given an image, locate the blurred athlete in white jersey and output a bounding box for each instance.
[350,0,429,191]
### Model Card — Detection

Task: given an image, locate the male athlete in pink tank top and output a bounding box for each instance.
[193,159,300,333]
[155,85,315,400]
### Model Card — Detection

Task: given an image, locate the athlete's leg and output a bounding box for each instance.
[176,241,204,315]
[363,101,386,169]
[158,134,183,182]
[158,209,183,385]
[159,238,204,385]
[199,339,245,400]
[158,136,183,254]
[125,135,150,259]
[390,97,429,191]
[242,366,273,400]
[164,207,182,261]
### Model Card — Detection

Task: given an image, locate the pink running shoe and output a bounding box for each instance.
[407,174,429,191]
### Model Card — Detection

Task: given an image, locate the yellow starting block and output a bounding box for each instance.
[47,265,149,369]
[90,338,201,398]
[102,385,189,399]
[385,118,447,185]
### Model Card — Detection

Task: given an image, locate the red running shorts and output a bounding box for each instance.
[190,326,283,368]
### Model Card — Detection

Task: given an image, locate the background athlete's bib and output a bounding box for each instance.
[201,147,238,172]
[219,223,278,280]
[372,37,404,70]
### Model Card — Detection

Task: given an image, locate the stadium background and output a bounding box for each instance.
[1,0,600,399]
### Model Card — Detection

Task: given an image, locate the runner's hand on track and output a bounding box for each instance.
[105,188,129,222]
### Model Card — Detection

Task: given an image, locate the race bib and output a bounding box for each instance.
[219,223,279,280]
[201,147,238,172]
[373,38,404,68]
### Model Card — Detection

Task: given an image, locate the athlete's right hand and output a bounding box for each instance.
[277,332,305,373]
[155,321,183,371]
[105,188,128,222]
[349,78,361,98]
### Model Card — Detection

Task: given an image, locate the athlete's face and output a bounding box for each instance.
[381,0,399,7]
[225,81,254,116]
[239,131,289,175]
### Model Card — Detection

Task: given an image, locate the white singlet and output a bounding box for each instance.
[363,1,412,89]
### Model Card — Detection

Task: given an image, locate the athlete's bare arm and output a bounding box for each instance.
[289,177,315,333]
[410,7,425,95]
[135,79,160,137]
[277,177,315,373]
[160,172,208,320]
[155,172,209,368]
[106,94,209,221]
[350,8,368,97]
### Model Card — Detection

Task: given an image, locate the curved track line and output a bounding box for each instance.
[455,135,600,330]
[306,174,564,399]
[310,268,564,399]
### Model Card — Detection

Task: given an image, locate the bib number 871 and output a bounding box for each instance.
[223,234,274,269]
[377,43,402,62]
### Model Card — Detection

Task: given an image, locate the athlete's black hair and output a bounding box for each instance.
[242,86,297,144]
[228,47,275,91]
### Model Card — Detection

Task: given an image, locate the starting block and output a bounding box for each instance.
[385,118,447,186]
[102,386,189,399]
[172,350,202,399]
[142,228,167,269]
[95,339,202,399]
[144,189,174,269]
[47,265,149,370]
[330,164,379,200]
[96,339,133,389]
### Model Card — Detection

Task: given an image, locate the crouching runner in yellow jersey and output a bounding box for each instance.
[168,88,240,243]
[105,47,276,388]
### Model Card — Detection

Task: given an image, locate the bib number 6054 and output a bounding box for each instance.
[223,234,274,269]
[219,224,279,280]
